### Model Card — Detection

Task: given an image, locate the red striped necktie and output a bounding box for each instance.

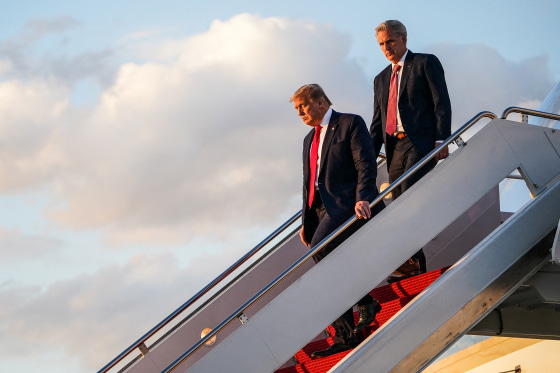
[308,126,322,208]
[386,64,401,136]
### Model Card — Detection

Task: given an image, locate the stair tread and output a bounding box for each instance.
[294,294,417,364]
[276,350,352,373]
[275,267,449,373]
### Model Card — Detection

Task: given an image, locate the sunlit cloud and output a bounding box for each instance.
[0,228,65,260]
[0,13,558,373]
[431,42,554,126]
[0,14,372,247]
[20,16,82,44]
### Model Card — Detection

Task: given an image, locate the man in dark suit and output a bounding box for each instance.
[370,20,452,279]
[291,84,383,358]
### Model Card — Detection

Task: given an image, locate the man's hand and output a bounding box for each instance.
[355,201,372,219]
[435,141,449,162]
[300,226,310,246]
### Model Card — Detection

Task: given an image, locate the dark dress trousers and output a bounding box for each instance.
[301,110,382,345]
[370,50,452,271]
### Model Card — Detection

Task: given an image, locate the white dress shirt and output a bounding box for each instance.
[312,107,332,189]
[391,50,408,133]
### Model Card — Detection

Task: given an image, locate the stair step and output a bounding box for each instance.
[294,294,417,364]
[370,266,450,304]
[275,267,450,373]
[276,350,352,373]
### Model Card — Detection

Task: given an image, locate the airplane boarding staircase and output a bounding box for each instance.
[99,107,560,373]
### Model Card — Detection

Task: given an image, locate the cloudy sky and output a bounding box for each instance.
[0,1,559,372]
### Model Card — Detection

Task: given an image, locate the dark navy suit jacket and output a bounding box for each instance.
[302,110,378,243]
[370,50,452,168]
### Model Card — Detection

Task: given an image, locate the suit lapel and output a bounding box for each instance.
[303,129,314,179]
[318,110,339,178]
[398,50,414,99]
[380,65,392,108]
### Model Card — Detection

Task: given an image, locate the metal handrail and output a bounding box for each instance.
[501,106,560,122]
[501,107,560,182]
[98,210,302,373]
[100,154,390,373]
[162,110,498,373]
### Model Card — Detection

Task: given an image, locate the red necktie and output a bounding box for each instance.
[308,126,322,208]
[386,64,401,136]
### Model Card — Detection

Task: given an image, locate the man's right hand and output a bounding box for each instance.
[300,226,310,246]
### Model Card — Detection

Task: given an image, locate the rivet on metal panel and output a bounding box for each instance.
[454,136,466,148]
[138,343,150,356]
[200,328,217,346]
[238,313,249,325]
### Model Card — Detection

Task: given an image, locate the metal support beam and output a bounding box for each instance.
[330,178,560,373]
[552,219,560,264]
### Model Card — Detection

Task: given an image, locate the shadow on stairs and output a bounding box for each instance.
[275,266,450,373]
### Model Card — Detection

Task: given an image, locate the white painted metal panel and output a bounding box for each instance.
[185,120,560,373]
[331,171,560,373]
[126,232,314,373]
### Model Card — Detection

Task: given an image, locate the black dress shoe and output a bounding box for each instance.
[387,257,422,283]
[310,343,353,358]
[353,300,382,334]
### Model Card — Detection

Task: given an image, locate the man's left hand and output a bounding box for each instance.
[355,201,371,219]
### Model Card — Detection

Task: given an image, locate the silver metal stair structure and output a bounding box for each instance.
[98,107,560,373]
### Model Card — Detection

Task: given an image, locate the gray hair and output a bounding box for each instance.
[375,20,407,37]
[289,84,332,106]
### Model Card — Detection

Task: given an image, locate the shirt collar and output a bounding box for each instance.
[319,107,333,128]
[392,49,408,70]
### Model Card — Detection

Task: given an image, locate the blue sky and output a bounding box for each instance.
[0,1,559,372]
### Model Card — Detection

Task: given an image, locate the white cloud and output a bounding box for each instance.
[0,59,12,77]
[430,43,555,128]
[0,78,70,192]
[0,246,247,371]
[0,13,558,373]
[0,228,65,260]
[1,14,372,246]
[0,15,557,247]
[20,16,82,44]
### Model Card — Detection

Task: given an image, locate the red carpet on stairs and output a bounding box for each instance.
[275,266,450,373]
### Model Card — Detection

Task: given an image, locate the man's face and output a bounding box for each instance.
[293,96,326,127]
[376,28,407,64]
